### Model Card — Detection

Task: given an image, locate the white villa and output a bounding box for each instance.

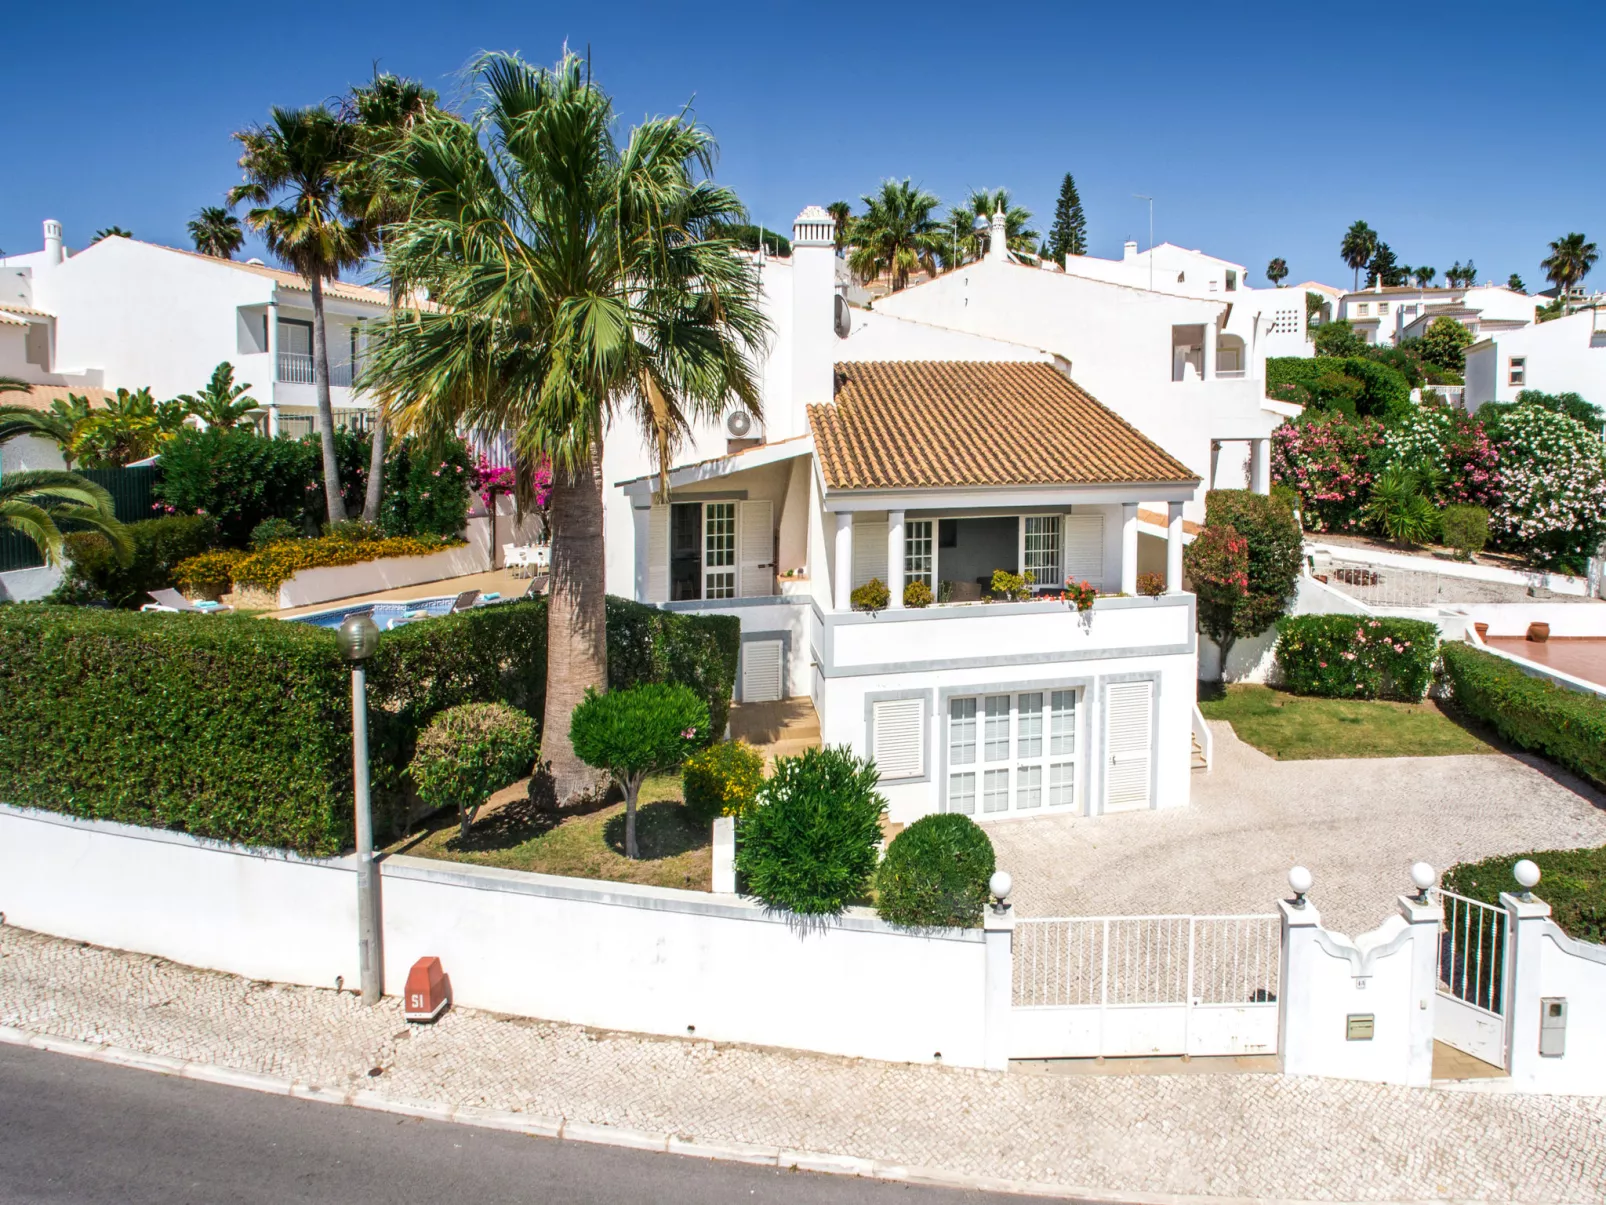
[1465,306,1606,410]
[602,207,1298,825]
[1335,283,1537,348]
[1,221,390,439]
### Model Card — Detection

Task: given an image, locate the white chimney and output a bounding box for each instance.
[42,220,64,268]
[1123,240,1138,261]
[987,207,1008,263]
[789,205,837,427]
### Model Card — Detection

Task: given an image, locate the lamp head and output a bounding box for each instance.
[1409,861,1436,902]
[337,613,381,662]
[1288,865,1313,907]
[988,870,1013,913]
[1513,859,1541,899]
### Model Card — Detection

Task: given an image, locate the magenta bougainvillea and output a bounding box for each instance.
[470,454,553,511]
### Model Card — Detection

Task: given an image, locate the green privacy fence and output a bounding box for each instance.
[0,465,157,573]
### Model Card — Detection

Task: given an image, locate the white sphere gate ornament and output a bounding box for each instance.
[1410,861,1436,902]
[1513,859,1541,899]
[989,870,1013,913]
[1288,865,1313,907]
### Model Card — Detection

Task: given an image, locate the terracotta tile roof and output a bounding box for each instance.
[0,383,119,412]
[1137,507,1202,535]
[808,361,1199,491]
[0,303,54,318]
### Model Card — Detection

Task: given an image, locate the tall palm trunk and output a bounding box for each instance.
[543,446,609,804]
[309,273,347,524]
[361,276,398,523]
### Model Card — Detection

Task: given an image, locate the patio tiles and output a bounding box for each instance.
[1485,637,1606,690]
[990,720,1606,936]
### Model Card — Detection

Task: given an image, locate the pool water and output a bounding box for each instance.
[290,597,458,629]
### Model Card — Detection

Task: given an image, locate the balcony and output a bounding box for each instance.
[277,352,355,388]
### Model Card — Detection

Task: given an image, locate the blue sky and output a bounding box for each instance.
[4,1,1601,291]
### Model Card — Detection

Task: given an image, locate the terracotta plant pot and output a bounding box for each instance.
[1526,622,1550,643]
[1474,622,1490,642]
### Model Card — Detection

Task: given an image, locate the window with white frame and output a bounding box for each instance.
[905,519,934,586]
[1509,356,1526,386]
[1023,515,1062,591]
[703,502,736,599]
[1379,302,1389,315]
[1355,303,1369,317]
[947,689,1079,817]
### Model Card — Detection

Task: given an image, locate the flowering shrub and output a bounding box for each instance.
[682,739,766,824]
[1063,579,1099,611]
[380,435,473,538]
[229,532,459,592]
[172,549,250,599]
[1271,412,1387,532]
[1484,404,1606,572]
[1136,572,1165,598]
[1381,403,1500,508]
[1275,615,1439,701]
[850,577,890,611]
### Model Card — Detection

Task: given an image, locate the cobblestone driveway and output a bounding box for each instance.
[5,926,1605,1203]
[990,721,1606,934]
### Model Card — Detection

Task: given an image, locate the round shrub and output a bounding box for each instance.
[1440,505,1489,560]
[682,739,765,824]
[874,814,995,929]
[173,549,249,600]
[411,702,540,839]
[735,746,885,916]
[851,577,889,611]
[903,579,933,608]
[251,516,302,550]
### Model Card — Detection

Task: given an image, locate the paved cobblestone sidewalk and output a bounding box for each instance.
[4,926,1605,1203]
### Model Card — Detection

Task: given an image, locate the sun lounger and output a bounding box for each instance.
[141,589,232,615]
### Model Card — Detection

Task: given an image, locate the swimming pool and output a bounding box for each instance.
[288,597,458,629]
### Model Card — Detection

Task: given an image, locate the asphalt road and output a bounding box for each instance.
[0,1043,1067,1204]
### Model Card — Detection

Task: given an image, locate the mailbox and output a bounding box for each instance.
[404,956,451,1023]
[1539,997,1566,1058]
[1346,1014,1375,1041]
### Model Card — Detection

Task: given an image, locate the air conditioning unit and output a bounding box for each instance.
[725,409,764,441]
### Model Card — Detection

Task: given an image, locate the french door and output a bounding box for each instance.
[947,689,1081,818]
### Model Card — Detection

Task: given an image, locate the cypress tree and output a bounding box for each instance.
[1047,172,1088,265]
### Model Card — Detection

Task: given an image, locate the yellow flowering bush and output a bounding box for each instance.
[172,549,251,599]
[682,739,765,824]
[230,533,461,592]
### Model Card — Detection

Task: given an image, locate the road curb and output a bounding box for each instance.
[0,1025,1470,1205]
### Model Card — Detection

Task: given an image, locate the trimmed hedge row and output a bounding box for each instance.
[0,597,739,855]
[1443,846,1606,945]
[1441,642,1606,790]
[1276,614,1439,701]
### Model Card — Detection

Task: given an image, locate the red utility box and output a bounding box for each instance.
[404,956,451,1023]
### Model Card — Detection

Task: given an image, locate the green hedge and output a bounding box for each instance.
[874,814,995,929]
[1442,847,1606,944]
[1441,642,1606,790]
[1275,614,1438,701]
[1267,356,1412,422]
[0,596,739,855]
[52,515,222,609]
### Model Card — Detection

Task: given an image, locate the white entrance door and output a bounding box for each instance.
[742,639,784,703]
[1104,681,1154,813]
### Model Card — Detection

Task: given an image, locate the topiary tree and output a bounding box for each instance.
[874,814,995,929]
[411,702,540,839]
[1420,316,1473,374]
[569,683,710,858]
[735,746,885,916]
[682,739,765,825]
[1187,490,1302,678]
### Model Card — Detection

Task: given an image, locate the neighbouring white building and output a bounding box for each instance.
[601,207,1296,825]
[1337,283,1538,348]
[1464,307,1606,410]
[1,221,390,438]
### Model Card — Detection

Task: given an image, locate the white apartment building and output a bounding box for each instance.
[1337,284,1537,347]
[1464,307,1606,410]
[1,222,390,439]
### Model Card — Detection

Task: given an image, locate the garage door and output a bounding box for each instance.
[742,640,784,703]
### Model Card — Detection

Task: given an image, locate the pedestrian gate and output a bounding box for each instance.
[1011,914,1281,1059]
[1435,889,1508,1068]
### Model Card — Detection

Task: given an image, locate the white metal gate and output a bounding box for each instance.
[1011,914,1281,1059]
[1436,889,1508,1067]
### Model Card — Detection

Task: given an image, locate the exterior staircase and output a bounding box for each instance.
[1190,731,1209,770]
[727,698,821,765]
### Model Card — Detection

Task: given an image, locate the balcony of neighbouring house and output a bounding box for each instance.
[276,351,356,388]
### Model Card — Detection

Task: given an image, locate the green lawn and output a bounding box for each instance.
[386,771,711,891]
[1199,685,1494,760]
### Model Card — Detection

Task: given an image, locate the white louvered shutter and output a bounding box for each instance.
[741,640,783,703]
[1103,681,1153,813]
[852,518,888,588]
[646,504,669,603]
[1063,514,1105,591]
[738,499,775,597]
[872,698,924,779]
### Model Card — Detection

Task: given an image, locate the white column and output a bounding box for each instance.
[1250,438,1271,494]
[982,903,1016,1071]
[1119,502,1139,596]
[833,511,854,611]
[266,299,279,386]
[1202,318,1218,381]
[267,406,281,438]
[887,509,905,608]
[711,817,736,894]
[1166,501,1186,593]
[1396,892,1444,1089]
[631,504,651,602]
[1501,889,1554,1091]
[1276,896,1323,1078]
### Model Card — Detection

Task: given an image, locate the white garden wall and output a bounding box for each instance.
[274,542,488,609]
[0,805,989,1068]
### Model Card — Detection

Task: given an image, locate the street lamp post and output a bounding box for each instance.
[337,612,383,1005]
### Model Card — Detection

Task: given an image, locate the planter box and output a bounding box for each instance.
[225,543,488,611]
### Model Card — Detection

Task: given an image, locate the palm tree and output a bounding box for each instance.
[176,362,260,428]
[188,206,245,259]
[0,470,130,567]
[0,390,93,468]
[1416,266,1437,287]
[1541,232,1599,299]
[847,179,942,291]
[826,201,852,252]
[92,226,133,243]
[69,386,187,467]
[1266,257,1289,286]
[1340,220,1377,291]
[229,106,368,525]
[362,51,767,808]
[341,71,440,524]
[965,188,1037,259]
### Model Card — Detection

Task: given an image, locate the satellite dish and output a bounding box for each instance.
[833,293,852,339]
[726,410,753,438]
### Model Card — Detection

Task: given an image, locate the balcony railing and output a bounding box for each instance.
[276,352,354,388]
[1215,367,1246,379]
